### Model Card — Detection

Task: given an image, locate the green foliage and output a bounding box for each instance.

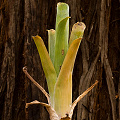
[32,36,57,106]
[54,17,70,75]
[33,2,86,118]
[54,38,82,117]
[48,29,56,64]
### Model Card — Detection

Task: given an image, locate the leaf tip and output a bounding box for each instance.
[73,22,86,31]
[57,2,69,7]
[32,35,41,40]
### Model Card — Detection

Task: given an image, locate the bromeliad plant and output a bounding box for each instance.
[23,2,98,120]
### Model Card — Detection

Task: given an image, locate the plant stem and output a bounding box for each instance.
[23,67,50,105]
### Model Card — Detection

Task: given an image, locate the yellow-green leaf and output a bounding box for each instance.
[54,38,82,118]
[33,35,57,106]
[54,17,70,76]
[54,2,69,76]
[48,29,56,64]
[69,22,86,46]
[56,2,69,29]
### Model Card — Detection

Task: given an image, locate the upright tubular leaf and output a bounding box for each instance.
[48,29,56,64]
[33,36,57,106]
[54,17,70,75]
[54,2,69,76]
[69,22,86,46]
[54,38,82,118]
[56,2,69,29]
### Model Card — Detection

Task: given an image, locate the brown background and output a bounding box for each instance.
[0,0,120,120]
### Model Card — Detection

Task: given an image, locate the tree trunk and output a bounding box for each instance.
[0,0,119,120]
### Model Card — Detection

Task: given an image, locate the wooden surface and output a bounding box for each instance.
[0,0,119,120]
